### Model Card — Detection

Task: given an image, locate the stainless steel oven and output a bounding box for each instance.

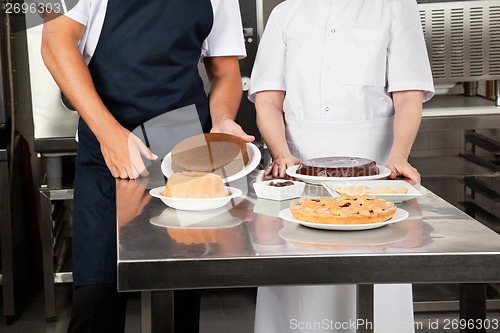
[419,0,500,101]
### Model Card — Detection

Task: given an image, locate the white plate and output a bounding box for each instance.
[278,223,408,246]
[150,207,241,229]
[161,142,261,183]
[252,180,306,201]
[149,186,242,211]
[286,165,391,185]
[278,208,409,231]
[322,180,422,203]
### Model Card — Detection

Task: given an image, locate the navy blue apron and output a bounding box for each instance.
[73,0,214,286]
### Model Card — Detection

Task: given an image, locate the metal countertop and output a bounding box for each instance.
[117,172,500,292]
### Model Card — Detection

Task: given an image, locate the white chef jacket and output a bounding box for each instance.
[249,0,434,163]
[249,1,435,333]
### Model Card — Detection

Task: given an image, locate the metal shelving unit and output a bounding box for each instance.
[36,138,76,322]
[410,96,500,313]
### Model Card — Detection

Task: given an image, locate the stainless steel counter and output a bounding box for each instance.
[117,172,500,333]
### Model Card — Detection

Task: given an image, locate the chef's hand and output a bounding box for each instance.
[211,118,255,143]
[99,124,158,179]
[117,178,151,227]
[265,154,300,178]
[385,157,420,185]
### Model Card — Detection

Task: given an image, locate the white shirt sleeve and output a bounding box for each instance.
[63,0,91,26]
[202,0,246,59]
[386,0,435,102]
[247,5,287,102]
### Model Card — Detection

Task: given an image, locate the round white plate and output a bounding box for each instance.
[286,165,391,185]
[279,223,408,246]
[161,142,261,183]
[149,186,242,211]
[150,207,241,229]
[278,208,409,231]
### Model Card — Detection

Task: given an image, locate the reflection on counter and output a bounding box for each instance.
[166,226,246,255]
[278,223,408,248]
[150,207,241,229]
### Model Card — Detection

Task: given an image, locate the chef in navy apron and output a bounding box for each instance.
[249,1,434,332]
[42,1,250,332]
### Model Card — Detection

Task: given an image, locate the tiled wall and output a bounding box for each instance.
[411,130,464,158]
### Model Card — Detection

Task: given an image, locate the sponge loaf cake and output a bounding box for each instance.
[163,172,228,199]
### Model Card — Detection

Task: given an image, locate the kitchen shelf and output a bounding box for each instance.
[421,95,500,131]
[409,155,500,179]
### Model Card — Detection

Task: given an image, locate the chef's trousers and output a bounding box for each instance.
[67,285,201,333]
[70,121,203,333]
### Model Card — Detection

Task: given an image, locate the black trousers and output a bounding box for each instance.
[67,284,201,333]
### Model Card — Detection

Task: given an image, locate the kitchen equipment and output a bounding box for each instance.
[419,0,500,101]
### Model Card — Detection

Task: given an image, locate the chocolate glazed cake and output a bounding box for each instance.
[297,157,379,177]
[171,133,249,179]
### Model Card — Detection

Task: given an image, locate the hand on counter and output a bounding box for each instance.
[265,154,300,178]
[99,124,158,180]
[385,157,420,185]
[117,178,152,228]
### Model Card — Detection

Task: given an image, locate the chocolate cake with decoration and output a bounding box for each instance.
[171,133,249,179]
[296,156,379,177]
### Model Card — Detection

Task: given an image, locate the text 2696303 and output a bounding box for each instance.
[5,2,64,15]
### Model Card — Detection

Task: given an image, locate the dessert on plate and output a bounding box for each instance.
[335,185,408,195]
[290,194,396,224]
[163,172,228,199]
[296,156,379,177]
[171,133,249,178]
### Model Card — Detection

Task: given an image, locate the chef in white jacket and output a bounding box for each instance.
[248,0,434,332]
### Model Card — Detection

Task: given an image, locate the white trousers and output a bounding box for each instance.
[254,284,415,333]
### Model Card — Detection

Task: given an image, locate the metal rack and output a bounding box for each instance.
[409,93,500,313]
[36,138,76,322]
